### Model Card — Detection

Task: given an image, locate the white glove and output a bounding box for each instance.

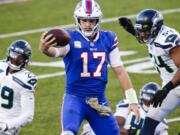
[0,122,8,132]
[86,98,111,116]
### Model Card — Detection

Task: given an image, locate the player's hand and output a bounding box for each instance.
[128,103,140,123]
[118,17,136,36]
[39,32,57,53]
[152,89,169,107]
[0,122,8,132]
[128,128,138,135]
[86,98,111,116]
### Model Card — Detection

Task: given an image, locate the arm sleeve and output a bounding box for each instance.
[109,47,123,67]
[5,91,35,130]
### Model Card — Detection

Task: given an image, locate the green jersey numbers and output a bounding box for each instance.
[150,53,173,73]
[1,86,14,109]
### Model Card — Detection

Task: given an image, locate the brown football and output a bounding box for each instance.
[45,28,71,46]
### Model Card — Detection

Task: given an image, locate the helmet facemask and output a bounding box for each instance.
[140,93,153,112]
[74,0,102,38]
[76,17,100,37]
[135,23,152,43]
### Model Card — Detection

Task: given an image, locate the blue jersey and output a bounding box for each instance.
[63,30,118,98]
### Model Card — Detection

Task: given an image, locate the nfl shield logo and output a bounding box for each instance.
[74,41,82,48]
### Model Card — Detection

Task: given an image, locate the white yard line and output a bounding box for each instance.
[167,117,180,123]
[0,8,180,39]
[0,0,30,4]
[37,71,65,79]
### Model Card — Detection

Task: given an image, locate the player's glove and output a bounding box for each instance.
[118,17,136,36]
[0,122,8,132]
[128,127,138,135]
[152,81,174,107]
[152,89,169,107]
[86,98,111,116]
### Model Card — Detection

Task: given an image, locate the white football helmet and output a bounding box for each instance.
[74,0,102,37]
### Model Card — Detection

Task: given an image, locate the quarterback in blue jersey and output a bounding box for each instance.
[39,0,140,135]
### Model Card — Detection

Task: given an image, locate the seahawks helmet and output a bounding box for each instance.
[7,40,32,70]
[139,82,160,112]
[74,0,102,37]
[135,9,163,43]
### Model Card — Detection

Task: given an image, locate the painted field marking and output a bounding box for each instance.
[0,8,180,39]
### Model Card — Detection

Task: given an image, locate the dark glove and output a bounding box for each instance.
[152,81,174,107]
[152,90,169,107]
[128,127,138,135]
[118,17,136,36]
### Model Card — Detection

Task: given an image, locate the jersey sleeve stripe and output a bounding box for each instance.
[111,42,118,50]
[13,76,32,90]
[154,43,173,49]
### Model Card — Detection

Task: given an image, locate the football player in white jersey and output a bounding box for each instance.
[81,82,168,135]
[119,9,180,135]
[0,40,38,135]
[114,82,168,135]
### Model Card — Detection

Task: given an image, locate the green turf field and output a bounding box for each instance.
[0,0,180,135]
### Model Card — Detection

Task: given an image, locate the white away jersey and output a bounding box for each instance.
[0,61,38,133]
[146,26,180,86]
[114,99,168,135]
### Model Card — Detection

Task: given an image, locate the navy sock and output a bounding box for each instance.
[140,117,160,135]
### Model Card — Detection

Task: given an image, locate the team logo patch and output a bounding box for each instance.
[74,41,82,48]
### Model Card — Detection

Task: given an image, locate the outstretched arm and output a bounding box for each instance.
[109,46,140,122]
[39,32,70,57]
[112,66,140,122]
[118,17,136,36]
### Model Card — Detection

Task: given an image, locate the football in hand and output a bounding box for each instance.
[45,28,71,46]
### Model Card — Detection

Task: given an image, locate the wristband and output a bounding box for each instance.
[162,81,174,92]
[125,88,138,104]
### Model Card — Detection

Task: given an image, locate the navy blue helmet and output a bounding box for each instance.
[7,40,32,70]
[139,82,160,112]
[135,9,163,43]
